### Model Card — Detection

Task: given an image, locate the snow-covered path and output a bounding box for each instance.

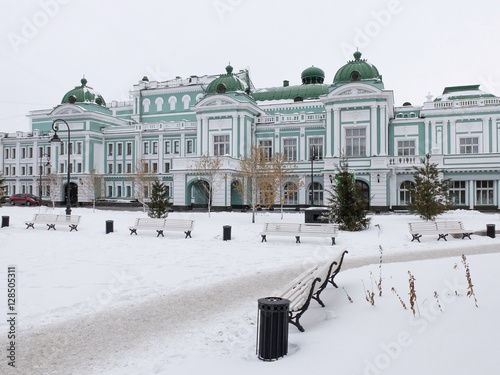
[16,242,499,375]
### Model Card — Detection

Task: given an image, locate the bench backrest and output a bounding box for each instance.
[55,215,81,224]
[435,221,464,231]
[408,221,438,233]
[300,223,339,235]
[135,218,166,226]
[33,214,58,222]
[263,223,301,233]
[164,219,194,231]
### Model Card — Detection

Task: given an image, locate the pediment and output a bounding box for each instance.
[50,104,85,116]
[328,83,382,98]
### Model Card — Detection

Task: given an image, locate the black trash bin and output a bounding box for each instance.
[106,220,114,234]
[1,216,9,228]
[223,225,231,241]
[486,224,495,238]
[256,297,289,361]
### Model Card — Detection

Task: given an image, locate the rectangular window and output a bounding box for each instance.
[69,142,73,155]
[459,137,479,154]
[187,139,193,154]
[152,141,158,155]
[38,146,43,158]
[165,141,171,154]
[22,148,26,158]
[126,142,132,156]
[126,163,132,173]
[450,181,466,205]
[152,162,158,173]
[309,137,323,160]
[60,143,65,155]
[28,166,33,175]
[476,180,494,205]
[117,186,122,197]
[259,139,273,159]
[12,149,16,159]
[164,162,170,173]
[143,142,149,155]
[28,147,33,158]
[108,186,113,197]
[108,164,113,174]
[397,140,416,156]
[126,186,132,197]
[77,163,82,173]
[21,166,26,175]
[4,167,8,176]
[345,128,366,157]
[283,138,297,161]
[77,142,82,155]
[108,143,113,156]
[117,163,122,174]
[59,163,64,173]
[4,149,8,159]
[174,140,180,154]
[213,135,230,156]
[117,143,123,156]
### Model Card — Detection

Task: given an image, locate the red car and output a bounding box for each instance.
[9,194,40,206]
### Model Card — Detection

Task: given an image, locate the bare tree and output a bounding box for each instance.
[45,172,61,209]
[236,145,272,223]
[267,152,301,219]
[133,158,155,213]
[191,153,224,217]
[80,169,104,212]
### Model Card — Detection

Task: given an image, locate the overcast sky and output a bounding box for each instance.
[1,0,500,133]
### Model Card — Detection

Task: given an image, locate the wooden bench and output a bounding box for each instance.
[260,223,339,245]
[25,214,81,231]
[276,250,348,332]
[129,218,194,238]
[408,221,473,242]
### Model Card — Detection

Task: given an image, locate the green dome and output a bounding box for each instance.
[61,78,106,106]
[333,51,382,83]
[301,66,325,84]
[206,65,248,95]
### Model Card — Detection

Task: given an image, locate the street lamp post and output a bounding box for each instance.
[309,145,317,206]
[50,119,72,215]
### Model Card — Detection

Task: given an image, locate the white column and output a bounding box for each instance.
[85,135,90,173]
[326,108,332,157]
[469,180,474,210]
[371,105,377,157]
[232,115,238,158]
[333,108,340,157]
[196,117,202,156]
[380,105,387,156]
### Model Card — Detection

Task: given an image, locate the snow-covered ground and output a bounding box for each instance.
[0,205,499,375]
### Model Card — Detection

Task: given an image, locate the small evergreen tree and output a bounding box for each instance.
[148,179,170,218]
[407,154,451,221]
[325,156,370,231]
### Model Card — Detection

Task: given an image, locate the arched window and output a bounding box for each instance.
[155,97,164,112]
[309,182,324,206]
[259,183,274,207]
[399,181,415,205]
[168,96,177,111]
[284,182,298,205]
[142,98,151,113]
[182,95,191,110]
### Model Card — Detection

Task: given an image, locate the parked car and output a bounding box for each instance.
[9,194,40,206]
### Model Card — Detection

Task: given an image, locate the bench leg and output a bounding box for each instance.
[329,251,348,288]
[47,224,56,230]
[295,236,301,244]
[289,313,306,333]
[261,235,267,242]
[130,229,137,235]
[185,230,192,239]
[312,295,326,308]
[462,233,473,240]
[156,230,164,237]
[437,234,448,241]
[411,234,421,242]
[69,225,78,232]
[331,237,336,246]
[26,223,34,229]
